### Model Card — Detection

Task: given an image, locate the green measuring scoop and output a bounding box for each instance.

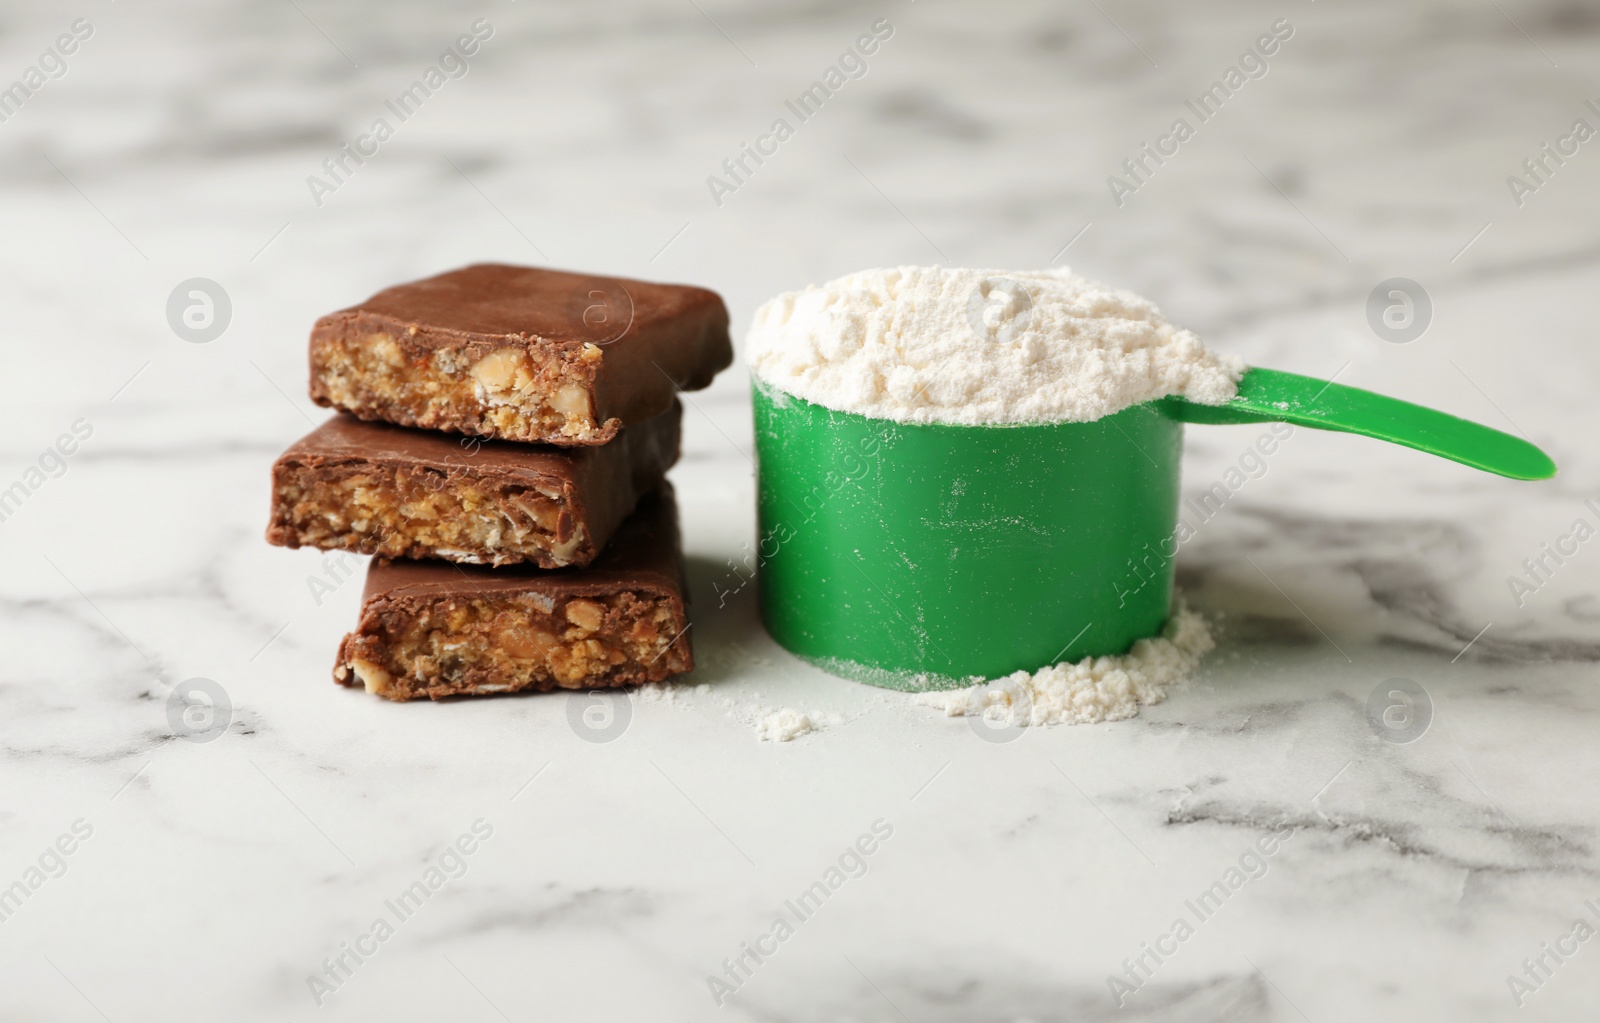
[751,367,1555,690]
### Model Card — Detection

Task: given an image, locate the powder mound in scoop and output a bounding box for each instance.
[747,266,1244,425]
[914,604,1214,726]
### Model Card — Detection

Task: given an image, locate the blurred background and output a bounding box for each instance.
[2,0,1598,1019]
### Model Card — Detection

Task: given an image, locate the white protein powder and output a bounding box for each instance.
[914,604,1214,726]
[756,709,818,742]
[747,266,1244,425]
[639,682,845,742]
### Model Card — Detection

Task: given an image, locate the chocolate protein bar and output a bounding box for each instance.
[267,403,679,568]
[308,263,731,446]
[334,484,692,701]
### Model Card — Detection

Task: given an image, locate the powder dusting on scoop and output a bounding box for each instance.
[746,266,1244,425]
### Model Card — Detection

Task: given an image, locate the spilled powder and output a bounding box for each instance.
[746,265,1243,425]
[755,709,818,742]
[634,606,1214,737]
[634,682,710,705]
[636,682,840,742]
[913,605,1214,726]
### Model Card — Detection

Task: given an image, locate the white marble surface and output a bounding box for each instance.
[2,0,1598,1018]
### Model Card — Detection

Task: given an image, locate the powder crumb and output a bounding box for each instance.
[636,679,839,742]
[747,266,1244,425]
[914,604,1214,726]
[635,682,684,704]
[756,709,818,742]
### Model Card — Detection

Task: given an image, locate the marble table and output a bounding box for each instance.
[2,0,1596,1018]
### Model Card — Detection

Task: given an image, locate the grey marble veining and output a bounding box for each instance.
[0,0,1597,1019]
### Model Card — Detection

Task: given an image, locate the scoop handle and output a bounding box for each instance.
[1159,367,1556,481]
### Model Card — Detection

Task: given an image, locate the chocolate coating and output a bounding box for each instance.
[308,263,732,444]
[267,403,680,567]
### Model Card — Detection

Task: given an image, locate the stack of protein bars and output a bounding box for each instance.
[265,264,732,700]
